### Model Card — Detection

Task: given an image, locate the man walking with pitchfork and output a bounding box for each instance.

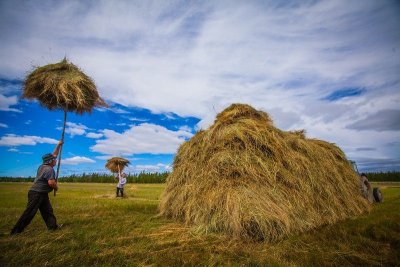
[11,140,64,235]
[12,58,107,235]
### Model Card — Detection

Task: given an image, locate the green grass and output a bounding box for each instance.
[0,182,399,266]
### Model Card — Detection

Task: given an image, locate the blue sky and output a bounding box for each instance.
[0,0,399,176]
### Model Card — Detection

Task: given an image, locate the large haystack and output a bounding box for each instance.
[159,104,370,241]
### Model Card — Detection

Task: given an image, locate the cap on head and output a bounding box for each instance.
[42,153,56,164]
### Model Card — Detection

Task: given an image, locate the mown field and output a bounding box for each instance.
[0,182,399,266]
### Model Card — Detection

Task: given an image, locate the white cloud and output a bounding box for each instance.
[94,155,138,161]
[346,109,400,132]
[134,164,161,172]
[165,165,172,171]
[159,163,172,171]
[1,1,398,120]
[0,94,21,112]
[91,123,193,155]
[0,134,58,146]
[97,104,129,114]
[129,117,149,122]
[62,156,96,165]
[179,125,193,133]
[95,155,113,160]
[0,79,22,95]
[7,147,33,154]
[58,122,90,137]
[86,132,103,139]
[109,107,130,114]
[133,163,171,172]
[0,123,8,128]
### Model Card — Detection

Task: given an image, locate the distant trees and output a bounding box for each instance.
[366,171,400,182]
[0,172,169,183]
[59,172,169,183]
[0,177,35,182]
[1,171,398,183]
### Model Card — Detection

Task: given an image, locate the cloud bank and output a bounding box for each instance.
[0,0,399,171]
[0,94,21,112]
[62,156,96,165]
[91,123,193,156]
[0,134,58,146]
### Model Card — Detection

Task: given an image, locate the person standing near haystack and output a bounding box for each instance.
[11,140,64,235]
[360,173,373,203]
[115,172,127,197]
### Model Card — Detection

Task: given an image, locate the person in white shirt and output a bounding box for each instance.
[115,172,127,197]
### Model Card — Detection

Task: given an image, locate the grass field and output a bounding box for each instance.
[0,182,399,266]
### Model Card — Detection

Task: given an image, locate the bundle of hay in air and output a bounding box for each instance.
[23,58,107,114]
[23,58,108,187]
[159,104,370,242]
[105,157,130,173]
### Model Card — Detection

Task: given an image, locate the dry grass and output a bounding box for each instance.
[159,103,371,241]
[23,58,108,114]
[1,183,399,266]
[105,157,130,173]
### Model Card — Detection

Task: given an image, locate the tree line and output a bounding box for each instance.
[0,171,398,183]
[0,172,169,183]
[363,171,400,182]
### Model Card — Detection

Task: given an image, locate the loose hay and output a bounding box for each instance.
[159,103,370,241]
[23,58,108,113]
[105,157,130,173]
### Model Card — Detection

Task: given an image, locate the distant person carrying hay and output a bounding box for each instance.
[11,141,64,235]
[105,157,130,198]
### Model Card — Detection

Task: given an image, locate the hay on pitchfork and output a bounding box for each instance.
[105,157,130,173]
[159,103,370,242]
[22,58,108,186]
[23,58,107,114]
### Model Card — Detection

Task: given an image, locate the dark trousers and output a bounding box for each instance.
[116,187,124,197]
[11,190,57,234]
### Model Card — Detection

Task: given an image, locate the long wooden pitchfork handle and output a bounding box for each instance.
[54,110,67,196]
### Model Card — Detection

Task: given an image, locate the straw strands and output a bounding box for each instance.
[23,58,108,114]
[105,157,130,173]
[159,104,370,241]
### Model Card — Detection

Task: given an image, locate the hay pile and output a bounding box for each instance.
[23,58,107,114]
[159,104,370,241]
[105,157,130,173]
